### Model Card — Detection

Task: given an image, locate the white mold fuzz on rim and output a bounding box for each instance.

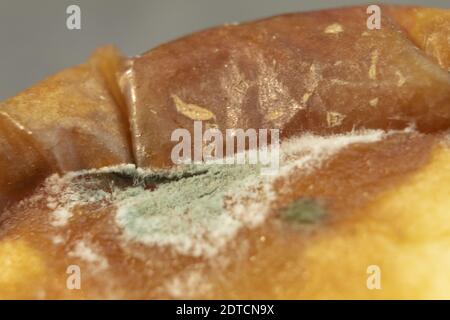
[39,129,398,260]
[114,129,390,258]
[68,240,109,272]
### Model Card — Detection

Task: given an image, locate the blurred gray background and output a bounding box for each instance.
[0,0,448,100]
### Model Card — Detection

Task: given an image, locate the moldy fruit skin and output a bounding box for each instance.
[0,5,449,299]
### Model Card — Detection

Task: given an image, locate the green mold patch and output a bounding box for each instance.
[37,162,270,258]
[114,163,265,257]
[35,129,390,260]
[281,198,326,224]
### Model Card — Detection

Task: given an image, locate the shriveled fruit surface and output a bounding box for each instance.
[125,5,450,166]
[0,5,449,299]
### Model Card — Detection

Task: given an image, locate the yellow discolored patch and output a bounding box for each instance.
[266,110,284,121]
[395,71,406,87]
[365,145,450,242]
[369,50,379,80]
[299,64,320,108]
[326,111,346,127]
[0,240,46,297]
[369,97,379,107]
[298,145,450,299]
[172,94,216,121]
[324,23,344,34]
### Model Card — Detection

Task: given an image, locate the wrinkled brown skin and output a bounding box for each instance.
[0,47,133,211]
[126,5,450,167]
[0,5,449,210]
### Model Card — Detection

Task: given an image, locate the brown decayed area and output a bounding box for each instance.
[126,6,450,166]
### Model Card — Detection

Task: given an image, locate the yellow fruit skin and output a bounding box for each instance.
[279,145,450,299]
[0,240,46,299]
